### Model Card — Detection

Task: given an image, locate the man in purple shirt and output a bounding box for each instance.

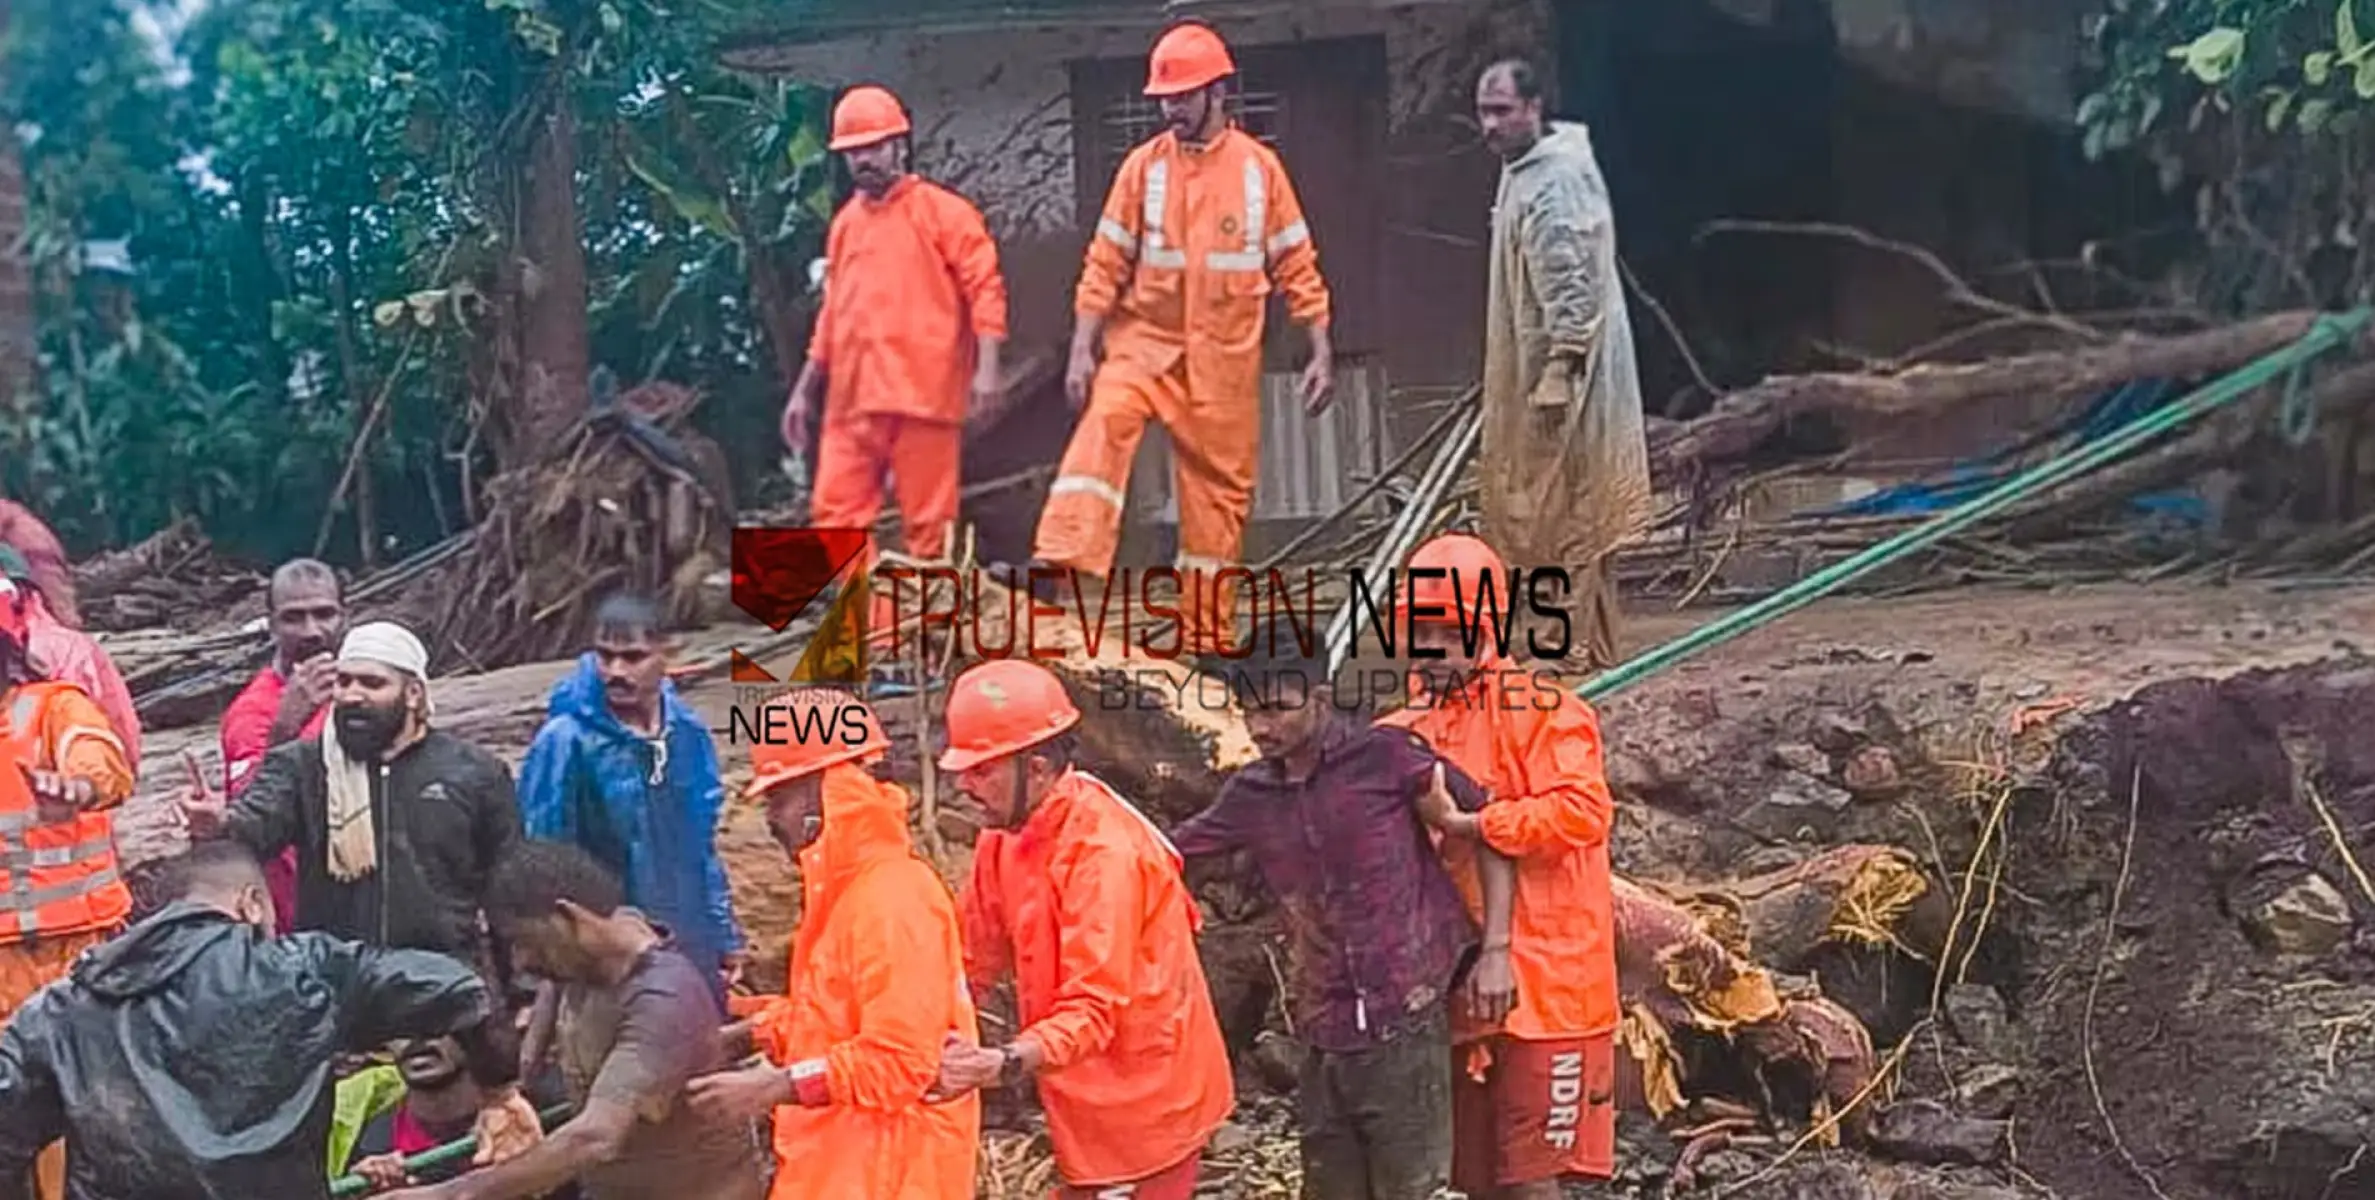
[1176,633,1517,1200]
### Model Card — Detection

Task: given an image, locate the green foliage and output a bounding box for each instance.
[2080,0,2375,156]
[2077,0,2375,313]
[0,0,829,561]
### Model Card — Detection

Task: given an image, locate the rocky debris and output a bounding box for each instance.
[2237,869,2354,957]
[1753,777,1855,820]
[1950,1064,2020,1120]
[1940,984,2015,1060]
[1810,711,1869,755]
[1841,745,1904,797]
[1770,741,1831,777]
[1869,1099,2006,1167]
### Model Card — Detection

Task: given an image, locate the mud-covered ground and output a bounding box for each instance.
[110,581,2375,1198]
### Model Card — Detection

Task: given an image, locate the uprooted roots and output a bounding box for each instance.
[432,409,726,671]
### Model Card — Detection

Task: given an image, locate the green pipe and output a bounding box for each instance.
[1577,308,2373,703]
[328,1103,574,1198]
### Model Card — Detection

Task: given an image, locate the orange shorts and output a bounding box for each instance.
[1451,1034,1617,1190]
[1052,1146,1200,1200]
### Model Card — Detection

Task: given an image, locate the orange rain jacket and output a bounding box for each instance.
[811,175,1008,426]
[1076,126,1329,406]
[959,768,1233,1186]
[740,764,980,1200]
[1381,662,1619,1043]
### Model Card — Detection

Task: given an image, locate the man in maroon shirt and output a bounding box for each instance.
[1175,632,1517,1200]
[217,558,345,933]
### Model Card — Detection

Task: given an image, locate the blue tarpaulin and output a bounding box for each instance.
[1808,378,2208,525]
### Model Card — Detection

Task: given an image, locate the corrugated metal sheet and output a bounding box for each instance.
[1126,360,1392,525]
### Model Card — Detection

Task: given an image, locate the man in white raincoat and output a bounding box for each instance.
[1474,58,1652,670]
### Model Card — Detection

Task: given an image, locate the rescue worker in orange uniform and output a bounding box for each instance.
[785,84,1009,584]
[684,688,980,1199]
[1384,533,1620,1199]
[930,659,1233,1199]
[1034,21,1335,656]
[0,561,136,1200]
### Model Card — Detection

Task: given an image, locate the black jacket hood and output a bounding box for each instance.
[70,902,247,1001]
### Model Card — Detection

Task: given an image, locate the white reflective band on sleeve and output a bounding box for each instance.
[1175,554,1234,575]
[1268,221,1310,254]
[1204,158,1269,272]
[1141,159,1187,269]
[1096,217,1138,257]
[1049,475,1128,509]
[54,726,123,772]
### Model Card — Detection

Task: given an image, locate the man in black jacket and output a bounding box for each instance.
[0,841,539,1200]
[180,621,521,972]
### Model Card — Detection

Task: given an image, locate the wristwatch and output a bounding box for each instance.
[996,1045,1025,1088]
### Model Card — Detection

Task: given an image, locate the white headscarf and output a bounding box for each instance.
[320,622,433,882]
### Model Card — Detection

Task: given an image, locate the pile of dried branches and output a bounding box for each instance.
[70,517,262,632]
[430,399,730,672]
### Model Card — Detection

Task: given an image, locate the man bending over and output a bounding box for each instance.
[0,840,533,1200]
[379,841,768,1200]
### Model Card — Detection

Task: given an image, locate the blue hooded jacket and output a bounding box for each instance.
[518,654,743,981]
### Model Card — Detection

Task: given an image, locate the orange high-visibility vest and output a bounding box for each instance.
[0,682,132,943]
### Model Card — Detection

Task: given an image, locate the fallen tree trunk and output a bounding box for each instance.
[1653,310,2329,477]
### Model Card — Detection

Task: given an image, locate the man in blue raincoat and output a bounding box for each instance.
[517,594,744,998]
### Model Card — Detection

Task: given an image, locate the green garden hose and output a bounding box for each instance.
[327,1103,574,1198]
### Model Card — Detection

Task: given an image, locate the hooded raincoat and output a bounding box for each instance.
[0,902,505,1200]
[519,654,743,985]
[744,764,979,1198]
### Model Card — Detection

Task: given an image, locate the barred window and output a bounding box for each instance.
[1089,88,1284,165]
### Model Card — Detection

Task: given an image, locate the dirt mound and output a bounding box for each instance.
[2010,666,2375,1200]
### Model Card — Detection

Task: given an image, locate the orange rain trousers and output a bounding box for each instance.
[959,769,1234,1188]
[812,413,963,570]
[1379,663,1620,1044]
[1035,127,1330,656]
[1033,363,1256,654]
[742,765,979,1198]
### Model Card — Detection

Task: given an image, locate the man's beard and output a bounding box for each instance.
[334,701,409,760]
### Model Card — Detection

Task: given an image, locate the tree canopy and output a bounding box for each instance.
[2081,0,2375,311]
[0,0,832,563]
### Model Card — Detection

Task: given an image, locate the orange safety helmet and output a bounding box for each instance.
[1143,22,1235,97]
[1402,532,1509,624]
[938,659,1082,773]
[828,85,912,152]
[743,688,891,798]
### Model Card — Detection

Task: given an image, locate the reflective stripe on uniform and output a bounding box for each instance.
[1204,158,1267,272]
[1141,160,1187,269]
[1049,475,1128,509]
[4,865,123,936]
[1175,553,1233,575]
[1267,221,1310,254]
[1096,217,1138,258]
[54,724,123,773]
